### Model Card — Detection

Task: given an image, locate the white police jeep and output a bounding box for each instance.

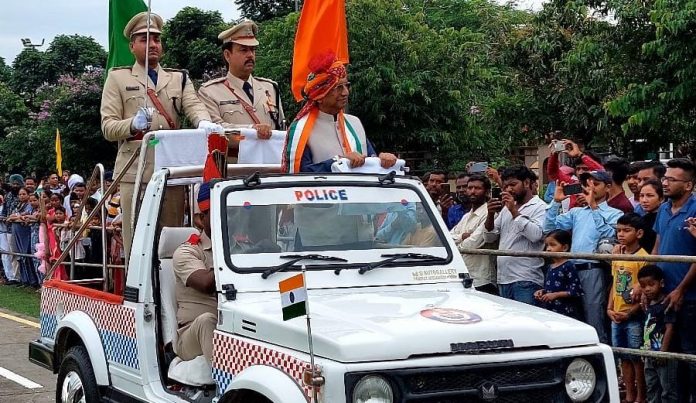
[29,164,619,402]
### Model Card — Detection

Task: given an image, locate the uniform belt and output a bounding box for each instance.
[574,262,603,271]
[127,131,145,141]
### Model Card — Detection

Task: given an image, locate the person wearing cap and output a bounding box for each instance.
[100,11,223,261]
[172,182,217,364]
[544,169,623,344]
[281,52,397,173]
[198,20,285,160]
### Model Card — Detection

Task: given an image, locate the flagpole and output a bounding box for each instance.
[143,0,152,112]
[302,265,319,402]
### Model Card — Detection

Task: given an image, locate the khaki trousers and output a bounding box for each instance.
[120,182,185,264]
[175,312,216,363]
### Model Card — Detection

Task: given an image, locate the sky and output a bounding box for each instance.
[0,0,241,64]
[0,0,546,65]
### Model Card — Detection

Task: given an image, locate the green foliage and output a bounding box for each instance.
[10,48,51,99]
[0,82,28,137]
[0,69,114,175]
[607,0,696,153]
[9,35,106,101]
[236,0,300,22]
[43,35,107,78]
[0,57,11,83]
[161,7,228,80]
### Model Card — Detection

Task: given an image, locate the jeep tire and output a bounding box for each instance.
[56,345,100,403]
[221,389,272,403]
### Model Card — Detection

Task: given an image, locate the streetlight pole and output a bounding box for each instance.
[21,38,45,50]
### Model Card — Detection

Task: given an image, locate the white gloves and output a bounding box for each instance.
[198,120,224,135]
[131,107,152,131]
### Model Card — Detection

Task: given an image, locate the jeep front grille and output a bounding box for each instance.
[344,355,609,403]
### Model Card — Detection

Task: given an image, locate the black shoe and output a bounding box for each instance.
[6,280,19,286]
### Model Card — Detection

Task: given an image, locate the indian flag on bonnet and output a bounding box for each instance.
[279,273,307,321]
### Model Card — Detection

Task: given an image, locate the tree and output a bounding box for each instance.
[0,82,28,137]
[9,35,106,103]
[43,35,107,79]
[0,69,115,175]
[606,0,696,157]
[236,0,300,22]
[161,7,228,81]
[10,48,51,100]
[0,57,11,83]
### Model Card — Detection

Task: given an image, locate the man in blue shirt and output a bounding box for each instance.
[544,170,623,343]
[446,173,471,229]
[652,158,696,399]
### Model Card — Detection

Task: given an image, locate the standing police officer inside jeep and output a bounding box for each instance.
[198,21,286,160]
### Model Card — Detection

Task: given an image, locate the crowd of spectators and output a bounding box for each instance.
[426,140,696,402]
[0,170,123,291]
[2,141,696,400]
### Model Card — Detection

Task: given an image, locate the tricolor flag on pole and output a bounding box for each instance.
[279,273,307,321]
[55,129,62,176]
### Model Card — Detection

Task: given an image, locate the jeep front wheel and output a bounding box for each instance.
[56,346,100,403]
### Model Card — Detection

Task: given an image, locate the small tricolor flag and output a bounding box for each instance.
[279,273,307,321]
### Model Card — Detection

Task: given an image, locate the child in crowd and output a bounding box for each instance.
[534,230,584,319]
[60,214,86,278]
[608,213,648,403]
[638,265,677,403]
[27,193,42,284]
[49,206,68,280]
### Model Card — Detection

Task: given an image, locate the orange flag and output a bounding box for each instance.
[291,0,349,101]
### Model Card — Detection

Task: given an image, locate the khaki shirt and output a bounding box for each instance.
[100,63,211,182]
[172,232,217,326]
[198,73,285,131]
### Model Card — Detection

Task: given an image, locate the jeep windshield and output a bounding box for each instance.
[222,184,452,271]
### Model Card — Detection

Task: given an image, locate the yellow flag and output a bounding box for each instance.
[55,129,62,175]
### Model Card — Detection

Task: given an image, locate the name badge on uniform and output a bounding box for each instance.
[219,100,239,106]
[126,86,140,91]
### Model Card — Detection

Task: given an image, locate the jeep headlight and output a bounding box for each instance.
[352,375,394,403]
[565,358,596,402]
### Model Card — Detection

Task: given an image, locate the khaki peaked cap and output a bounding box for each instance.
[123,11,164,39]
[218,20,259,46]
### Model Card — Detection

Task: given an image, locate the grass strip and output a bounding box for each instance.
[0,285,40,318]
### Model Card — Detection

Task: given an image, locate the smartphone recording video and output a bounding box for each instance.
[469,162,488,173]
[563,183,583,195]
[491,187,502,199]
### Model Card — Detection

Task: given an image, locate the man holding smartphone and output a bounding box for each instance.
[484,165,547,305]
[446,173,471,229]
[543,170,623,343]
[424,171,455,222]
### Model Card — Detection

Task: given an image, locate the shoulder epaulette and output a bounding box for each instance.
[202,76,228,87]
[186,233,201,245]
[110,66,131,71]
[255,77,278,85]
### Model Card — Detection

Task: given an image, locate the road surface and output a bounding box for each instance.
[0,310,55,403]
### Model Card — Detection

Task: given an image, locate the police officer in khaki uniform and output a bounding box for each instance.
[198,20,285,160]
[100,11,222,261]
[172,183,216,363]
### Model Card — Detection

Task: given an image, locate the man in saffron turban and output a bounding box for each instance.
[282,53,398,173]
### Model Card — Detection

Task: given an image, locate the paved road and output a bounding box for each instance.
[0,311,55,403]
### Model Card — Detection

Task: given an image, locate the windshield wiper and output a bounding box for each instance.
[261,254,348,279]
[334,253,448,275]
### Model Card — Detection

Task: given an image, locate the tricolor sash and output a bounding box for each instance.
[283,108,363,173]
